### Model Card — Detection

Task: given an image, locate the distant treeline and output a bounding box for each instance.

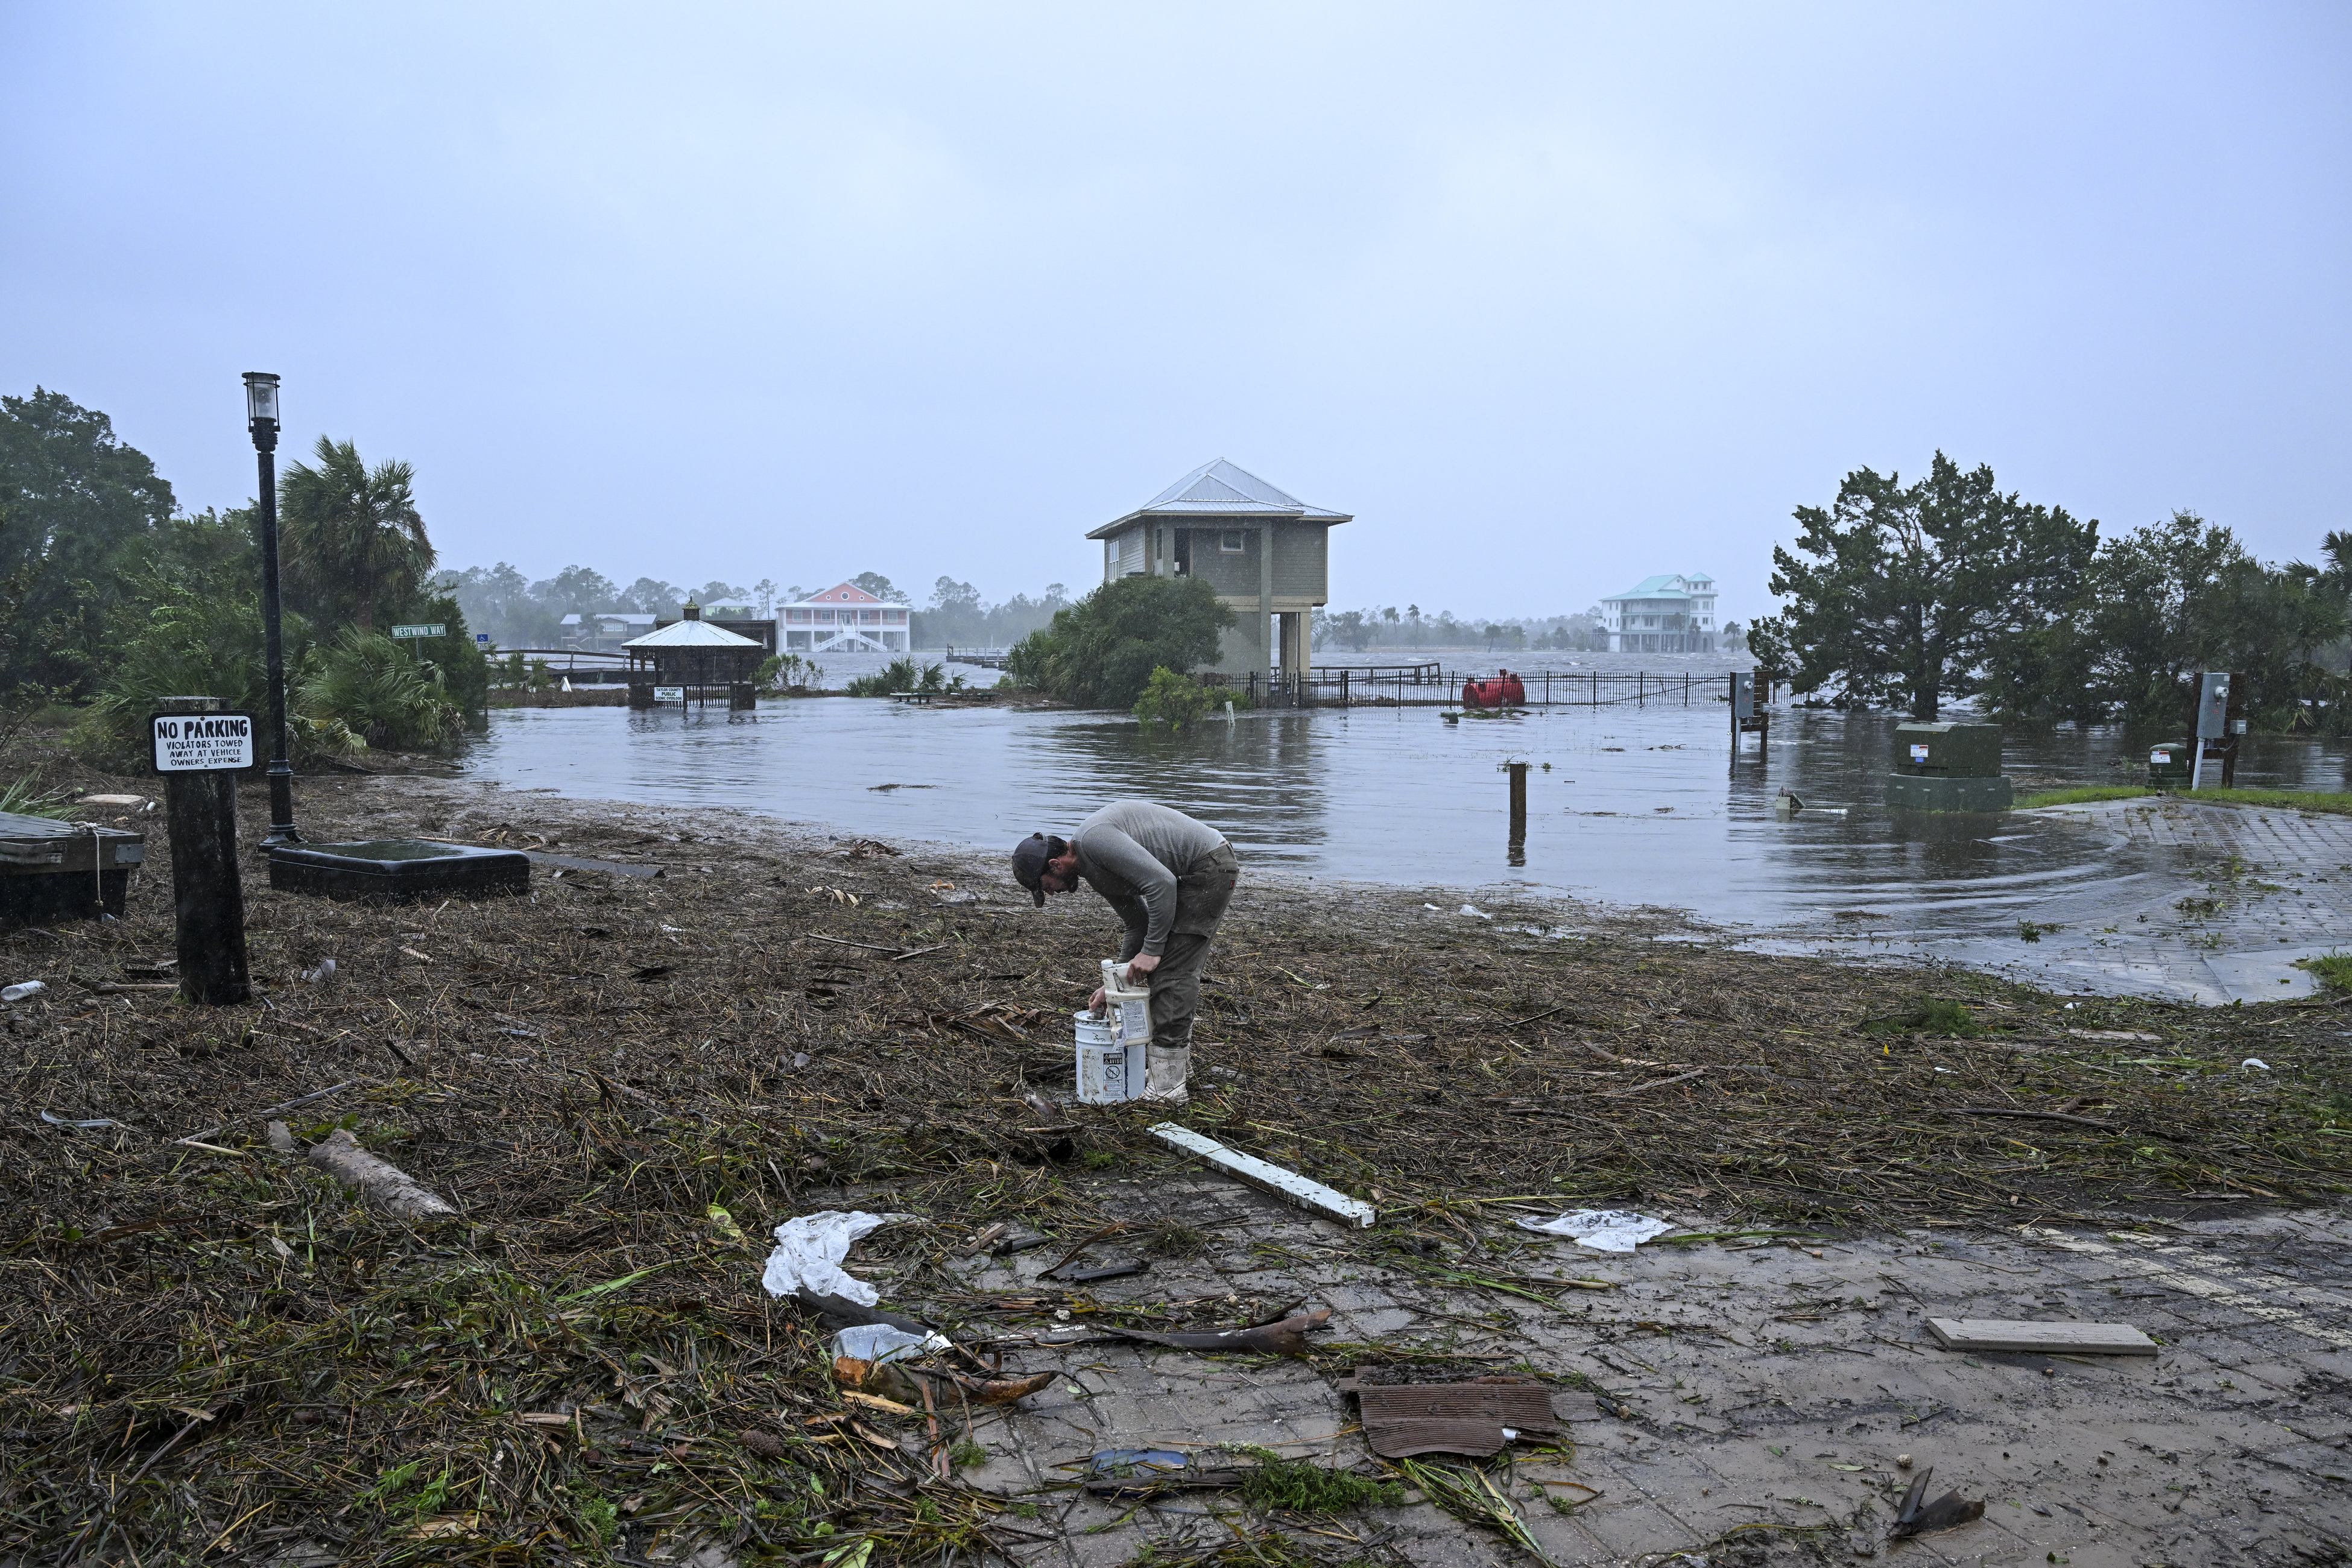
[435,566,1075,651]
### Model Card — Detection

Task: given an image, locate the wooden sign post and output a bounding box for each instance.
[152,698,253,1005]
[1505,760,1530,867]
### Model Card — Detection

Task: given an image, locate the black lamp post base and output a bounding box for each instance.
[261,765,300,846]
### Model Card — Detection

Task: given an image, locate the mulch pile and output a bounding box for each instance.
[1,747,2345,1561]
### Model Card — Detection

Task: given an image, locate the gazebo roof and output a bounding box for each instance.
[622,619,762,650]
[1087,459,1351,540]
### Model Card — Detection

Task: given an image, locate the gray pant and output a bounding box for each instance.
[1113,843,1238,1051]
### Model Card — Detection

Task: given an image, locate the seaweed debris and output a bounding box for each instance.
[0,761,2345,1560]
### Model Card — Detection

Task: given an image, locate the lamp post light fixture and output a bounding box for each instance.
[242,371,300,846]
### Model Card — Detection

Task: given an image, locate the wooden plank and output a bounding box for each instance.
[1146,1123,1374,1227]
[1926,1317,2158,1355]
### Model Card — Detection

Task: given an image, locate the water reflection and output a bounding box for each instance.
[464,700,2350,937]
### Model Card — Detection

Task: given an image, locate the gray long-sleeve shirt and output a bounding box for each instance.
[1070,800,1227,956]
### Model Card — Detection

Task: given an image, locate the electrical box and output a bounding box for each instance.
[1891,721,2003,778]
[2195,673,2230,740]
[2148,742,2191,789]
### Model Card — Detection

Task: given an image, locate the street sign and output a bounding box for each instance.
[391,624,447,639]
[475,633,492,647]
[151,712,254,772]
[653,686,685,703]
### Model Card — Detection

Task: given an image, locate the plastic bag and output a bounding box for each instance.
[1513,1208,1675,1253]
[833,1323,950,1363]
[760,1210,914,1304]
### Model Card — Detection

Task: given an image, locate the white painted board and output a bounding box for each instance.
[1927,1317,2158,1355]
[151,712,254,772]
[1148,1122,1376,1227]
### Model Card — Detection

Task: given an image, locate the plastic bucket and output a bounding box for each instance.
[1074,1009,1115,1047]
[1076,1042,1143,1103]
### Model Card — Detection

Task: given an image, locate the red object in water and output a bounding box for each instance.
[1459,671,1528,709]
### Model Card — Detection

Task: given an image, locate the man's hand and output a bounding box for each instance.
[1089,987,1107,1013]
[1125,953,1161,978]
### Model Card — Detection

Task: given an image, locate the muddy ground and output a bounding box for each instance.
[1,745,2347,1566]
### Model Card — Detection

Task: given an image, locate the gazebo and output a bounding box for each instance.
[622,602,765,708]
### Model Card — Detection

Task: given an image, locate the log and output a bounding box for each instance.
[306,1128,458,1222]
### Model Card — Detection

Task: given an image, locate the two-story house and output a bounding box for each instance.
[1085,459,1348,680]
[1600,574,1719,653]
[779,583,910,653]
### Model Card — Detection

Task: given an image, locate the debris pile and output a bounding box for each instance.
[0,764,2343,1558]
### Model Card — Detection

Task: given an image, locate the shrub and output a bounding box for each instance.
[1133,666,1215,730]
[299,630,463,752]
[845,658,946,698]
[1005,576,1231,708]
[74,580,280,771]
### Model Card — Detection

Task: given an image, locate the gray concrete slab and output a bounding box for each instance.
[894,1176,2352,1568]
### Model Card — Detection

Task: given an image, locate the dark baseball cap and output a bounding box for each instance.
[1011,833,1066,906]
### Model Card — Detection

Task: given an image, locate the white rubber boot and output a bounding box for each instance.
[1142,1041,1190,1104]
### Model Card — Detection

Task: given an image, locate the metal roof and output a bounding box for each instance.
[621,619,763,650]
[1087,459,1351,540]
[1602,574,1716,602]
[792,583,884,605]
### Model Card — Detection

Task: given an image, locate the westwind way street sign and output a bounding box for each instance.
[391,624,447,638]
[151,712,254,772]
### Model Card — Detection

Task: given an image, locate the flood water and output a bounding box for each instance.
[460,694,2352,940]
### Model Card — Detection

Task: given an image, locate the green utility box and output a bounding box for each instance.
[1893,721,2004,777]
[1886,721,2012,811]
[2147,741,2191,789]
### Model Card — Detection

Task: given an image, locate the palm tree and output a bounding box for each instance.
[277,436,432,633]
[2322,530,2352,681]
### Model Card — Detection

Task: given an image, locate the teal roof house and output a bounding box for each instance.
[1600,574,1718,653]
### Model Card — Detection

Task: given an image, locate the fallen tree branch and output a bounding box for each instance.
[1090,1307,1333,1358]
[307,1128,458,1222]
[1950,1107,2118,1131]
[1602,1067,1709,1098]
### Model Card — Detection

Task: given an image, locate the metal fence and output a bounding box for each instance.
[1221,668,1742,709]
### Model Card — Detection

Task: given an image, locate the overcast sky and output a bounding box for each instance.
[5,3,2345,621]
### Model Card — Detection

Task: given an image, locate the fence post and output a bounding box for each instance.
[1506,760,1529,867]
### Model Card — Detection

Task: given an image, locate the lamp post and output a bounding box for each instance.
[243,372,300,845]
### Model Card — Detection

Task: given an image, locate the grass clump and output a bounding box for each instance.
[0,775,78,818]
[1138,1219,1209,1257]
[1236,1454,1403,1514]
[2294,953,2352,996]
[2014,784,2352,817]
